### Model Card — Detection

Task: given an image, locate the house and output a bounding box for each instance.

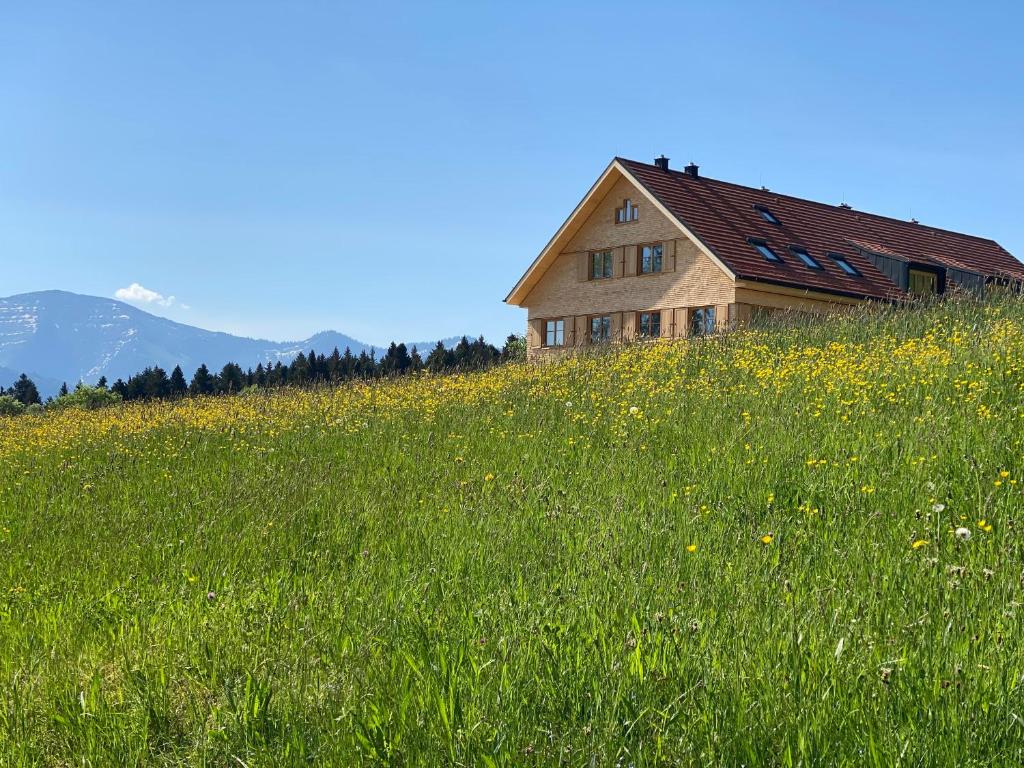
[505,156,1024,356]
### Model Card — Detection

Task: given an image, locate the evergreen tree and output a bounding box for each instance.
[58,382,69,397]
[410,345,423,372]
[96,376,108,389]
[169,365,188,398]
[425,341,450,373]
[217,362,244,394]
[290,352,309,384]
[11,374,41,406]
[190,364,215,396]
[327,347,342,381]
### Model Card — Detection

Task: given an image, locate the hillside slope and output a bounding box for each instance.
[1,296,1022,765]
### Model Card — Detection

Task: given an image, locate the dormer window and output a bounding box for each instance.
[615,199,639,223]
[755,205,780,225]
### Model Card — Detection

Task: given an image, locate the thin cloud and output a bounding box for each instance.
[115,283,176,308]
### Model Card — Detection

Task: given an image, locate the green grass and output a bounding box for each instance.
[1,295,1023,765]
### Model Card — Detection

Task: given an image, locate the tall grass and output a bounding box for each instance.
[1,295,1022,765]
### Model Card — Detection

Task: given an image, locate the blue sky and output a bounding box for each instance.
[2,1,1021,345]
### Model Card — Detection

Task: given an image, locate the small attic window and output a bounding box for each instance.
[615,199,639,223]
[790,246,822,270]
[748,238,782,263]
[829,253,860,276]
[755,205,780,225]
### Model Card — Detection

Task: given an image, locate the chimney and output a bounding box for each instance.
[684,162,699,178]
[654,155,670,171]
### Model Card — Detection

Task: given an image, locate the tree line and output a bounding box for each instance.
[0,334,525,415]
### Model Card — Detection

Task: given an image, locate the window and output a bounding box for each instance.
[638,311,661,338]
[591,250,613,279]
[755,205,780,225]
[639,243,663,274]
[790,246,822,269]
[749,238,782,263]
[829,253,860,276]
[544,319,564,347]
[690,306,716,336]
[615,199,639,223]
[590,315,611,343]
[909,269,938,295]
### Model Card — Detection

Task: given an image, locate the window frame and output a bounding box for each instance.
[590,314,612,344]
[827,253,861,276]
[638,242,664,275]
[638,310,662,339]
[690,306,717,337]
[543,318,565,347]
[590,250,614,280]
[748,238,783,263]
[615,199,639,224]
[789,246,823,270]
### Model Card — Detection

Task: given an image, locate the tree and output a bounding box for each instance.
[50,385,122,411]
[217,362,244,394]
[96,376,108,389]
[190,364,215,396]
[0,395,25,416]
[11,374,41,406]
[169,365,188,398]
[426,341,453,373]
[502,334,526,362]
[58,382,69,397]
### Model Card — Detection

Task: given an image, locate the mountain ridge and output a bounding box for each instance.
[0,290,463,397]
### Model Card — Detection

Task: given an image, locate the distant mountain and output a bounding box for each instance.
[0,291,462,397]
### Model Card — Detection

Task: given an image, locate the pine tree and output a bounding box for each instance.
[190,364,215,396]
[96,376,108,389]
[11,374,41,405]
[217,363,244,394]
[169,365,188,398]
[58,382,69,397]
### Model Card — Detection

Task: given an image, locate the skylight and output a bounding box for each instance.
[790,246,822,269]
[829,253,860,276]
[755,206,780,225]
[749,239,782,263]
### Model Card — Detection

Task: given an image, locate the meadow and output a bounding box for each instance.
[0,295,1022,766]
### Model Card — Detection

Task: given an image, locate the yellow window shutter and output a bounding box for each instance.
[624,245,637,277]
[622,311,636,341]
[528,318,543,348]
[577,252,590,282]
[662,239,676,272]
[612,247,625,278]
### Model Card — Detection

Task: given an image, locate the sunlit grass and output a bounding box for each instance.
[1,294,1022,765]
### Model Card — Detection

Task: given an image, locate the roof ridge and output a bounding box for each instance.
[616,157,1003,247]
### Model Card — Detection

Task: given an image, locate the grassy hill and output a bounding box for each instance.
[1,296,1022,765]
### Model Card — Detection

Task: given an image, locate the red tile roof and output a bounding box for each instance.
[619,158,1024,300]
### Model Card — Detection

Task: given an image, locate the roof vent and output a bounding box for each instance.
[654,155,670,171]
[839,202,852,210]
[684,162,699,178]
